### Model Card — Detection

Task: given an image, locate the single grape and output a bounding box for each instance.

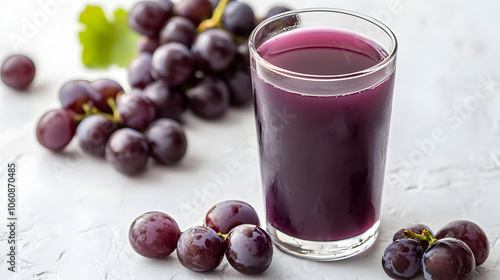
[204,200,260,234]
[151,43,194,87]
[159,16,196,47]
[222,1,256,37]
[422,238,475,280]
[59,80,95,114]
[224,66,252,106]
[76,114,117,156]
[129,211,180,258]
[128,1,171,37]
[89,79,123,114]
[144,119,187,165]
[225,225,273,275]
[36,109,76,151]
[116,93,156,130]
[185,75,230,119]
[382,239,424,279]
[263,6,291,20]
[128,53,154,89]
[436,220,489,266]
[137,36,160,53]
[261,6,298,29]
[177,226,224,272]
[105,128,150,175]
[1,54,36,90]
[143,80,187,121]
[174,0,213,25]
[393,224,433,249]
[191,28,236,73]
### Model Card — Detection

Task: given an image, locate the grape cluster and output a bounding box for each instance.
[34,0,291,176]
[128,0,291,111]
[35,78,188,175]
[129,200,273,274]
[127,0,255,117]
[382,220,490,280]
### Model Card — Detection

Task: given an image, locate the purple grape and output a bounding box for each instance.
[151,43,194,87]
[192,28,236,73]
[137,36,160,53]
[174,0,213,25]
[128,53,154,89]
[76,114,117,156]
[1,54,36,90]
[105,128,150,175]
[422,238,475,280]
[144,119,187,165]
[185,75,230,119]
[59,80,95,114]
[225,225,273,275]
[263,6,292,20]
[222,1,256,37]
[129,211,180,258]
[436,220,489,266]
[89,79,123,114]
[393,224,433,249]
[116,93,156,130]
[204,200,260,234]
[159,16,196,47]
[261,6,298,28]
[128,1,171,37]
[382,239,424,279]
[143,81,187,121]
[177,226,224,272]
[36,109,76,151]
[224,65,252,106]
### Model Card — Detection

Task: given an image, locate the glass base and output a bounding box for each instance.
[267,220,380,261]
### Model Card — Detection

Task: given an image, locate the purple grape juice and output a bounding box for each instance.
[252,28,395,241]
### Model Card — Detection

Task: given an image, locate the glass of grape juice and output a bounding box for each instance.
[249,9,397,260]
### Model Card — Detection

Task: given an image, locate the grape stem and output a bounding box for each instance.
[404,229,438,246]
[218,232,227,239]
[73,100,120,124]
[73,103,100,122]
[197,0,231,33]
[107,98,120,122]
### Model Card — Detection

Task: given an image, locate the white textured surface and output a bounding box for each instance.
[1,0,500,279]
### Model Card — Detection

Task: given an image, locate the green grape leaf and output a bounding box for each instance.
[78,6,139,68]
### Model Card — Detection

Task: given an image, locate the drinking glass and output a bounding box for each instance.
[249,8,397,260]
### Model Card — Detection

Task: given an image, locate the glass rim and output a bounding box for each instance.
[248,8,398,81]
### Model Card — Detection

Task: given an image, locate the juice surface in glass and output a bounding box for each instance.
[253,28,395,241]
